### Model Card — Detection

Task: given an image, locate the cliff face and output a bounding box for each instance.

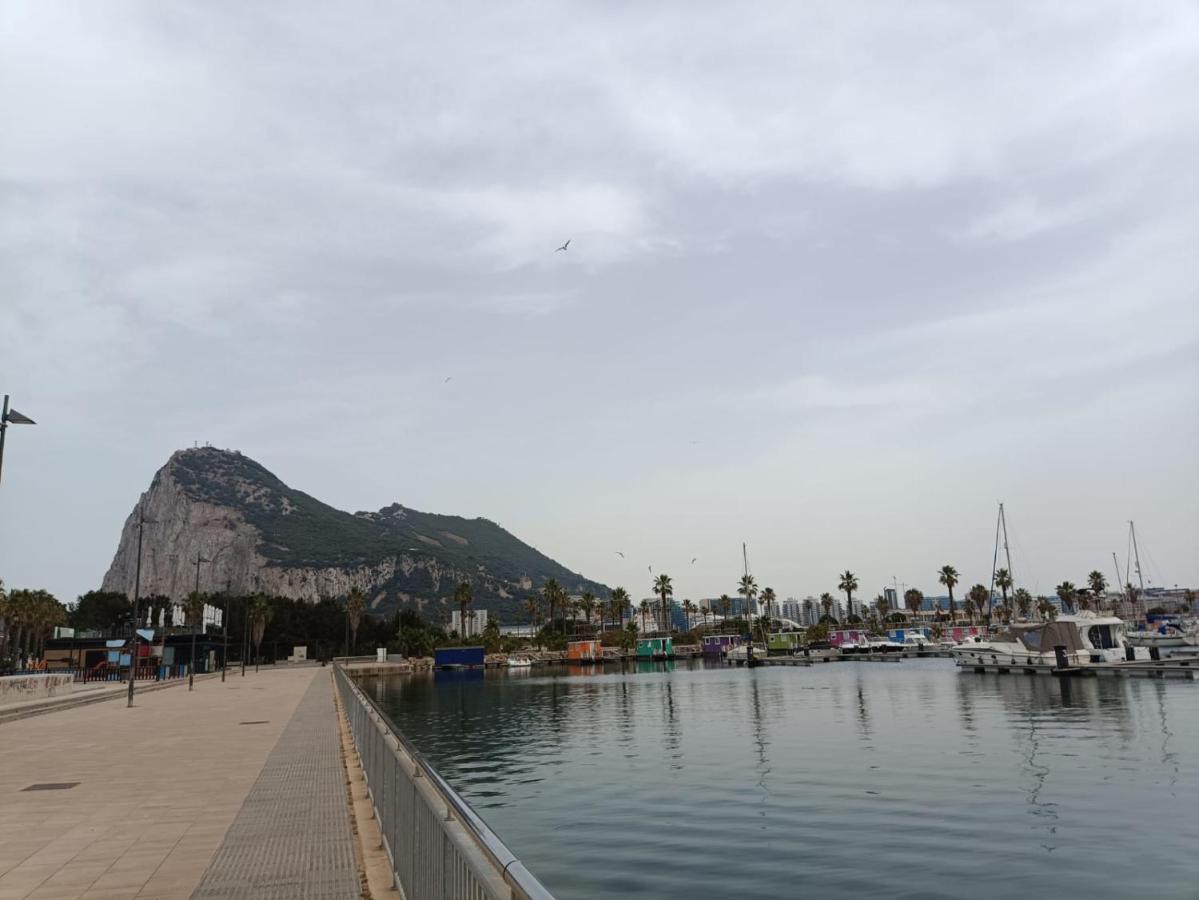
[101,448,606,614]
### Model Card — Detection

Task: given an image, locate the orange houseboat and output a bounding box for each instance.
[566,639,603,662]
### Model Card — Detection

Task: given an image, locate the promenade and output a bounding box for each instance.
[0,666,361,900]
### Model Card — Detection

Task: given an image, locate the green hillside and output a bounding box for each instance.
[167,448,607,618]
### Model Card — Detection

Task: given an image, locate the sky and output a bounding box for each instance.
[2,1,1197,607]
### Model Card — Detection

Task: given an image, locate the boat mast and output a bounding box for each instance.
[1129,521,1145,592]
[987,502,1002,627]
[1112,552,1126,610]
[1000,502,1014,591]
[743,542,757,664]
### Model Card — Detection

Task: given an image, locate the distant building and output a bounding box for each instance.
[451,609,488,638]
[801,598,820,627]
[883,587,898,612]
[781,598,802,621]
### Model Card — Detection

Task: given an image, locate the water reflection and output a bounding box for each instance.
[365,661,1199,900]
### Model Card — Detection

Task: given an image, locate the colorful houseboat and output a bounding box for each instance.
[566,639,603,662]
[701,634,743,658]
[637,637,674,660]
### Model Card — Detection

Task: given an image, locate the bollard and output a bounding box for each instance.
[1125,646,1136,662]
[1149,646,1161,661]
[1053,645,1069,670]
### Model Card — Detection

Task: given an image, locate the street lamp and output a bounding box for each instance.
[127,505,155,708]
[0,394,36,486]
[188,551,209,691]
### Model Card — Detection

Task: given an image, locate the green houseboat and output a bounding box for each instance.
[636,637,674,660]
[767,632,804,654]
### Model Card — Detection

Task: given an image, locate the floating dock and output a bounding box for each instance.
[960,658,1196,680]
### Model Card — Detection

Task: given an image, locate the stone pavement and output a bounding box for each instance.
[0,665,340,899]
[190,674,361,899]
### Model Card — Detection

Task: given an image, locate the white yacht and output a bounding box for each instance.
[506,655,534,668]
[1124,622,1197,649]
[950,613,1152,668]
[726,644,767,663]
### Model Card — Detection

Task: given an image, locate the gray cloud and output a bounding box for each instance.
[1,0,1196,604]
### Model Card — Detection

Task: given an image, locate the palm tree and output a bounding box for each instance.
[967,584,990,625]
[718,594,733,624]
[1087,571,1107,608]
[523,596,539,628]
[962,595,976,625]
[838,571,859,615]
[543,578,564,632]
[348,587,367,650]
[682,599,695,631]
[994,569,1013,616]
[819,592,836,623]
[904,588,924,621]
[611,587,630,629]
[579,592,597,634]
[760,588,777,627]
[1014,588,1033,620]
[1055,581,1077,614]
[1037,597,1058,621]
[738,575,758,623]
[248,595,272,672]
[653,574,674,633]
[938,565,959,620]
[639,598,651,632]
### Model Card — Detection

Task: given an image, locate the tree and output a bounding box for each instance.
[874,595,888,624]
[967,584,990,625]
[543,578,564,632]
[938,566,959,620]
[838,571,859,613]
[579,592,597,634]
[639,599,651,632]
[481,617,502,654]
[5,589,66,662]
[611,587,630,629]
[1055,582,1077,614]
[820,592,836,623]
[738,575,758,621]
[994,569,1013,615]
[523,596,539,628]
[719,594,733,624]
[1014,588,1033,620]
[248,595,273,672]
[69,590,132,633]
[760,588,776,626]
[1087,571,1107,608]
[682,599,696,631]
[904,588,924,620]
[348,587,367,651]
[653,574,674,633]
[963,596,975,625]
[1037,597,1057,621]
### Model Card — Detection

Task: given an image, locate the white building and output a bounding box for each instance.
[451,608,489,638]
[781,598,802,622]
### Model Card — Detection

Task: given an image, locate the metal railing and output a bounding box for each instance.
[333,663,555,900]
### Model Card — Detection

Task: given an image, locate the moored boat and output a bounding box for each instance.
[949,612,1151,668]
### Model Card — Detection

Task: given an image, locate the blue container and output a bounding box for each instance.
[434,646,486,668]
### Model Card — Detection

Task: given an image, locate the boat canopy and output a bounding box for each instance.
[1011,622,1086,653]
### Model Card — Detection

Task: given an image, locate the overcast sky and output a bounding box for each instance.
[2,1,1196,607]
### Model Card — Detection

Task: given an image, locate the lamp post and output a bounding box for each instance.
[127,506,154,708]
[188,552,209,691]
[0,394,36,487]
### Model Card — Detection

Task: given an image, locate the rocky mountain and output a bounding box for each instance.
[102,448,607,618]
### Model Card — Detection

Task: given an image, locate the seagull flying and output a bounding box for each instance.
[555,239,570,252]
[444,376,453,383]
[691,557,697,564]
[615,551,625,558]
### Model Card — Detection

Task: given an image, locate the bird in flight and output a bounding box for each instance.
[691,557,697,564]
[555,239,570,252]
[444,376,453,383]
[614,551,625,558]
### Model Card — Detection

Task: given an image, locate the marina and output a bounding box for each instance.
[362,655,1199,900]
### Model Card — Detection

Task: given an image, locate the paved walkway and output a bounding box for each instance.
[0,666,342,899]
[190,675,361,899]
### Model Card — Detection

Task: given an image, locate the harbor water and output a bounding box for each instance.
[365,659,1198,899]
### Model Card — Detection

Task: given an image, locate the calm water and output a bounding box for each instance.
[365,660,1199,899]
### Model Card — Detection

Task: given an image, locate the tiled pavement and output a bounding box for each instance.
[0,666,334,899]
[190,674,361,899]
